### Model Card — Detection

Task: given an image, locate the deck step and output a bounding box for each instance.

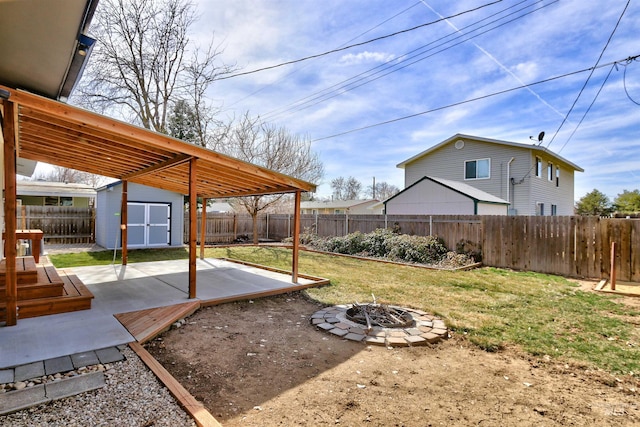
[0,270,93,322]
[0,265,65,300]
[0,257,38,285]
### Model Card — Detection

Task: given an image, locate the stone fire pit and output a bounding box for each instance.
[311,303,448,347]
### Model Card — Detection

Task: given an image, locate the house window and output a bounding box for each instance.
[551,204,557,216]
[547,163,553,181]
[535,157,542,177]
[464,158,490,180]
[556,167,560,187]
[334,209,344,214]
[60,197,73,206]
[537,202,545,216]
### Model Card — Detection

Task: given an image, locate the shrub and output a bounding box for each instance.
[293,228,457,266]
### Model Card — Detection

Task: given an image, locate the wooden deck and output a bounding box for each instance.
[114,301,201,344]
[0,258,93,322]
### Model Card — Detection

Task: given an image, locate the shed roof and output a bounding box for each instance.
[1,87,316,198]
[385,176,509,206]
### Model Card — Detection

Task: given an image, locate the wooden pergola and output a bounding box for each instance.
[0,86,315,326]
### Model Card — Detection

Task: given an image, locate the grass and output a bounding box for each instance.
[50,246,640,374]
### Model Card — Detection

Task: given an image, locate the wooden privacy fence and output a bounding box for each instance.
[186,213,638,281]
[17,206,95,244]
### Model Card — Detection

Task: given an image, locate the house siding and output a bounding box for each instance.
[477,203,508,215]
[385,179,475,215]
[403,136,578,216]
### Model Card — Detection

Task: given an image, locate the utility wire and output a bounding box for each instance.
[216,0,504,81]
[226,1,423,108]
[263,0,546,122]
[310,55,639,142]
[545,0,630,149]
[623,57,640,105]
[557,64,616,154]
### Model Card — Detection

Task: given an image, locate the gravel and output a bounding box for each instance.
[1,347,196,427]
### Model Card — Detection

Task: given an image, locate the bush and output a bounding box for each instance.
[294,228,455,266]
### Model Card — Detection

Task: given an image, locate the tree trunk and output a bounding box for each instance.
[252,212,259,244]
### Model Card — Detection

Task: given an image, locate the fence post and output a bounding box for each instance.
[610,241,616,290]
[288,214,291,238]
[315,212,318,233]
[429,216,433,236]
[345,214,349,235]
[266,213,269,240]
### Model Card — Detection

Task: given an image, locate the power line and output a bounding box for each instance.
[558,64,616,154]
[546,0,630,149]
[262,0,548,123]
[310,55,639,142]
[216,0,504,81]
[226,1,423,109]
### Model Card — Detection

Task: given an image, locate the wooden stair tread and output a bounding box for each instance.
[0,268,93,322]
[115,301,201,343]
[0,257,38,285]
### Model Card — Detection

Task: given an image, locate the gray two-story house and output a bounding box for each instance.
[385,134,583,216]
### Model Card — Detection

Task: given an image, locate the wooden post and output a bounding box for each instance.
[3,100,18,325]
[292,190,302,283]
[610,241,616,291]
[121,180,128,265]
[200,197,207,260]
[188,158,197,298]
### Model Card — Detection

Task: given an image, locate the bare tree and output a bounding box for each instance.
[32,166,107,187]
[366,181,400,201]
[74,0,235,134]
[330,176,362,200]
[220,113,324,243]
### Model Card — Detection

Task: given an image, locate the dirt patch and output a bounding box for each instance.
[146,293,639,426]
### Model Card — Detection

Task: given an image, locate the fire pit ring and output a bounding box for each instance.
[311,304,448,347]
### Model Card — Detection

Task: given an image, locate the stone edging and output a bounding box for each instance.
[311,305,448,347]
[0,346,125,415]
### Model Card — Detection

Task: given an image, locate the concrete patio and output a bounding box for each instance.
[0,258,325,369]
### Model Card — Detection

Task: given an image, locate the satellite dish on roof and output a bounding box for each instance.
[529,131,545,144]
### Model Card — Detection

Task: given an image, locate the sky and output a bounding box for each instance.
[184,0,639,201]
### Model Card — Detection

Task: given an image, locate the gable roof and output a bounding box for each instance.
[385,176,509,206]
[397,134,584,172]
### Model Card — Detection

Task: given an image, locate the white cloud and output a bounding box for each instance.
[339,51,396,65]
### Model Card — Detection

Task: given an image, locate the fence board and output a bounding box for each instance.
[183,212,638,281]
[19,206,94,244]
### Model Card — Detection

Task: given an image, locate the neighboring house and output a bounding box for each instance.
[17,181,96,208]
[95,181,184,249]
[301,199,381,214]
[384,176,509,215]
[206,201,234,213]
[390,134,583,216]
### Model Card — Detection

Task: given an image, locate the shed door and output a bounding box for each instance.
[127,203,170,247]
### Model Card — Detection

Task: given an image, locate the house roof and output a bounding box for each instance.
[1,87,316,198]
[301,199,379,209]
[385,176,509,206]
[17,181,96,198]
[0,0,98,100]
[397,134,584,172]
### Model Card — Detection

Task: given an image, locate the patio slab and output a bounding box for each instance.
[0,258,324,369]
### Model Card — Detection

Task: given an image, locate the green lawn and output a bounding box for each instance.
[50,246,640,374]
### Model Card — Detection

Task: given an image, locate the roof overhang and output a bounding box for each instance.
[0,0,98,100]
[1,87,316,198]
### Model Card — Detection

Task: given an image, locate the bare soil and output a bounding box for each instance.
[146,292,640,427]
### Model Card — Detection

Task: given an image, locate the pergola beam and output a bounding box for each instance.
[122,154,191,180]
[188,158,197,299]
